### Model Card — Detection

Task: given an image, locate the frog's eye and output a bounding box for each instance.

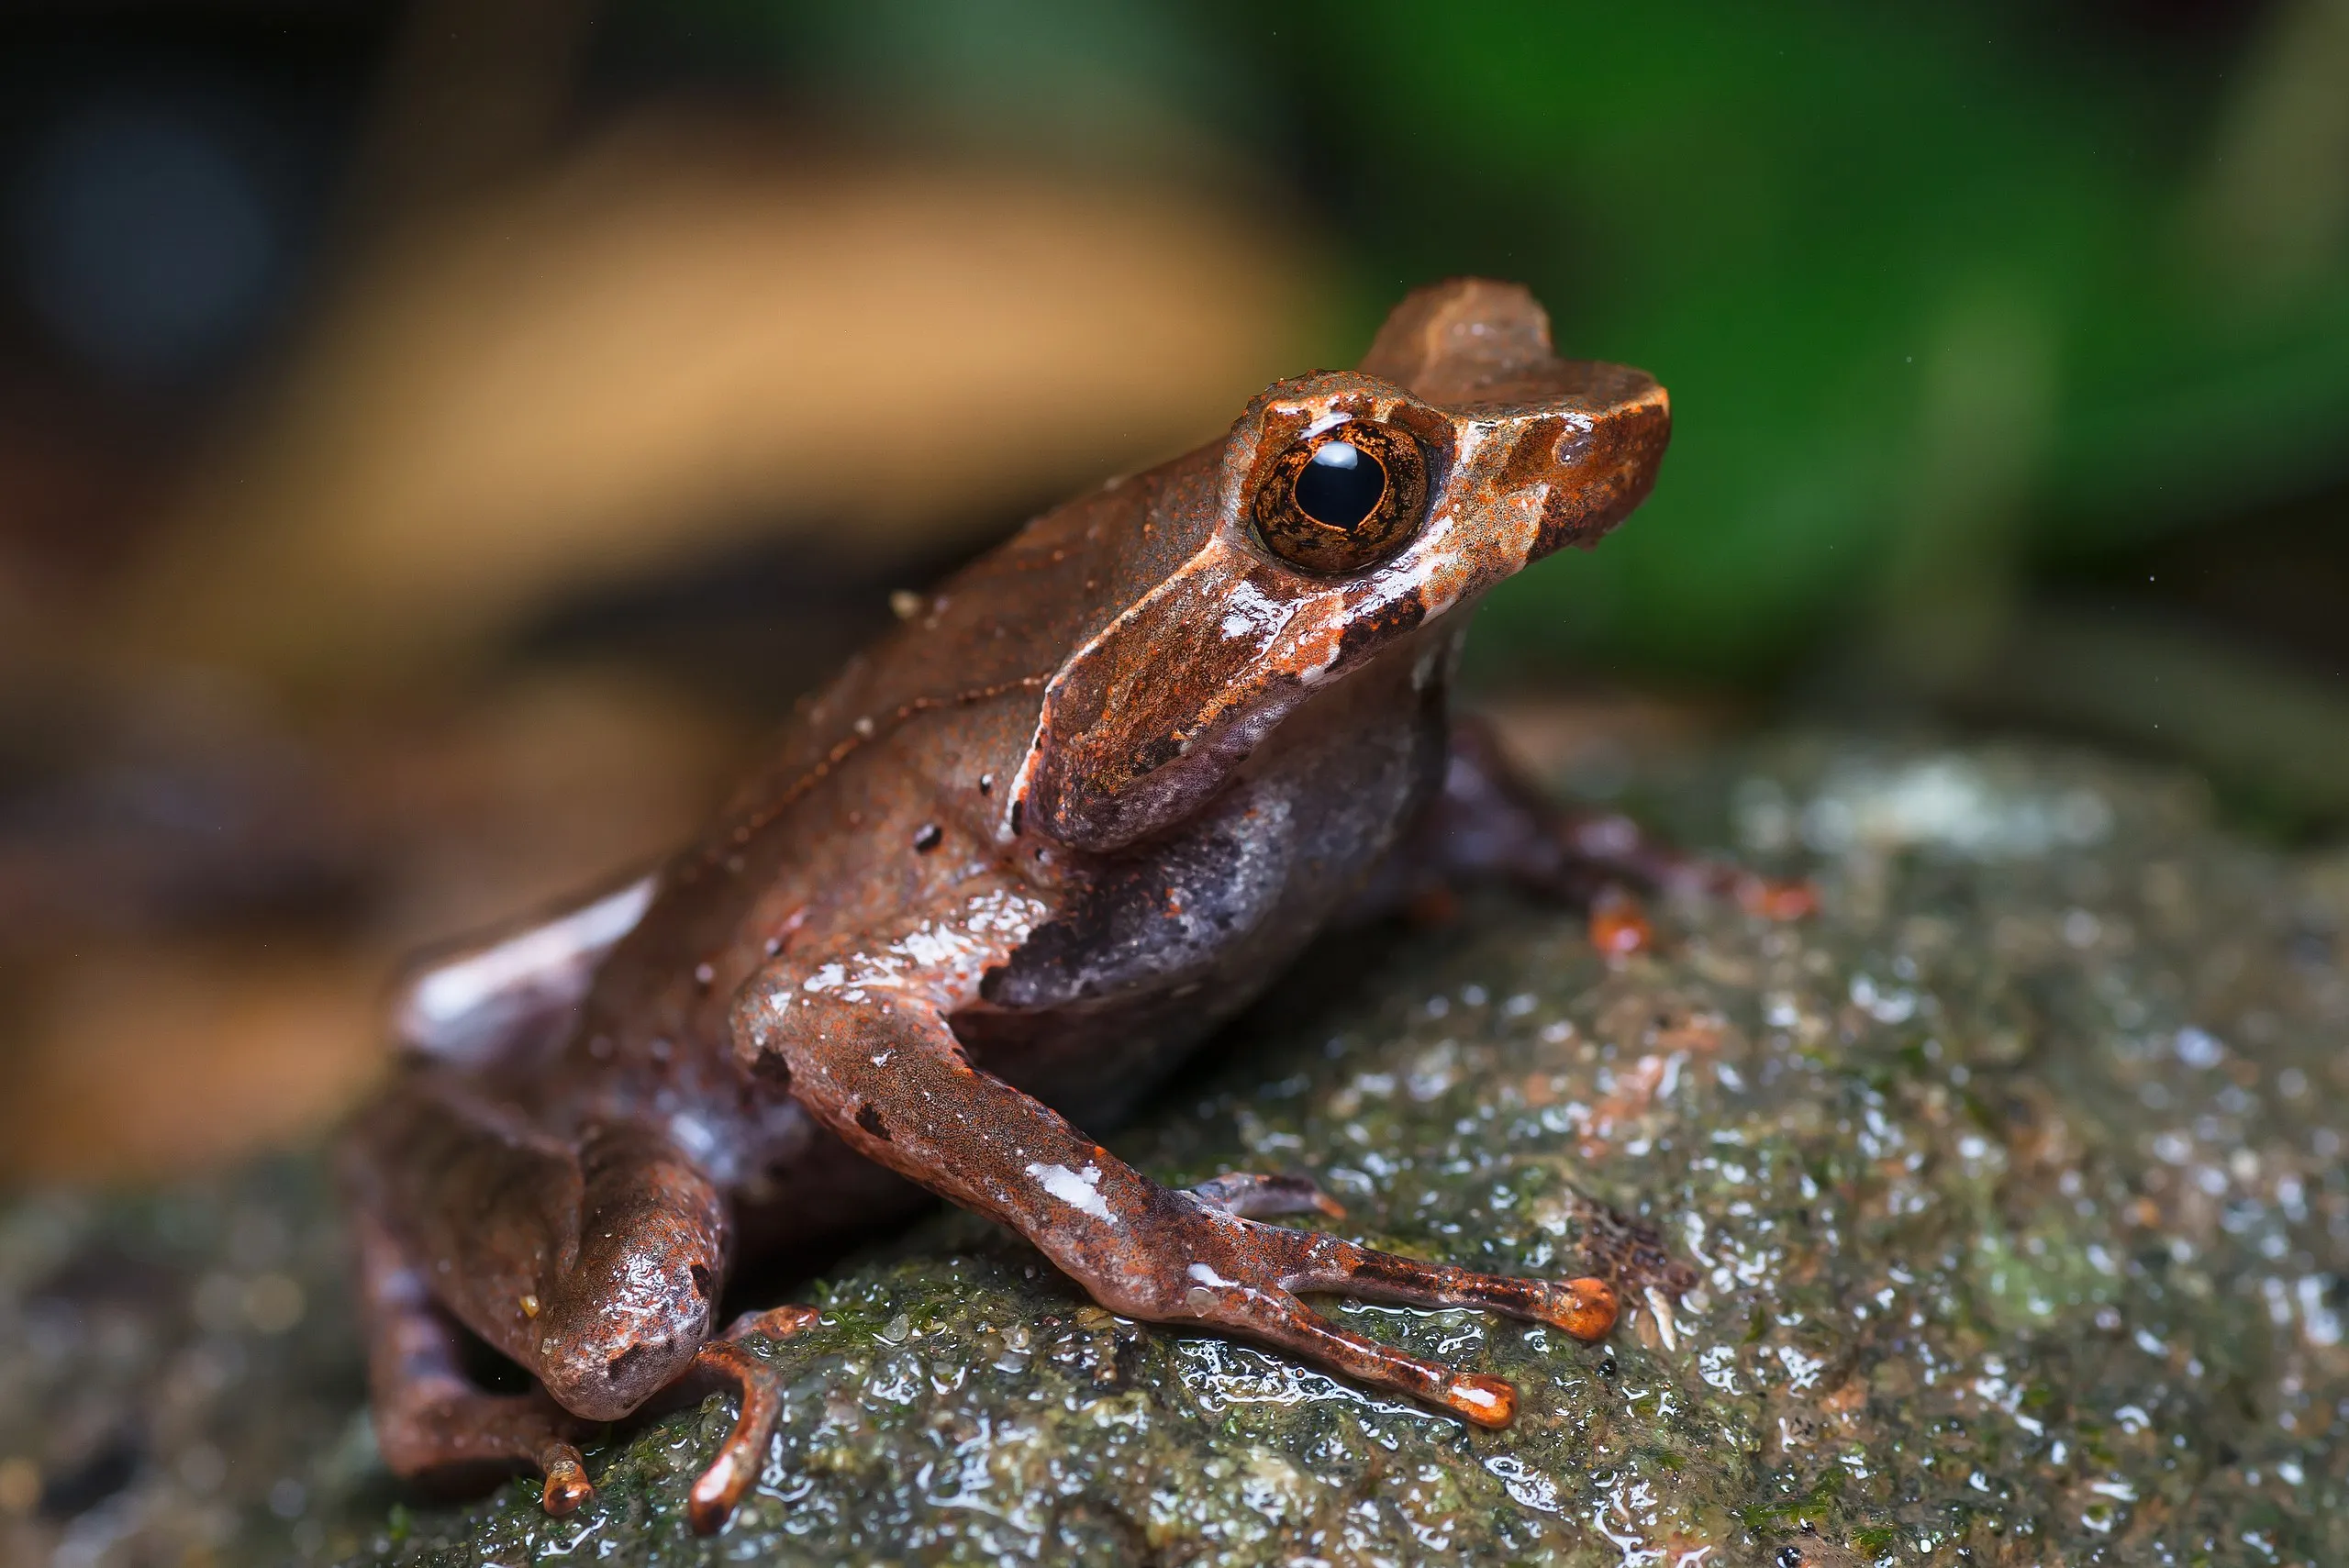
[1251,420,1430,575]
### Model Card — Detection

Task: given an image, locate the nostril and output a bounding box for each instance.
[606,1343,648,1382]
[690,1264,713,1299]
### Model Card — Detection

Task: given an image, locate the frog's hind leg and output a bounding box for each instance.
[354,1209,598,1515]
[352,1084,728,1426]
[1351,717,1815,938]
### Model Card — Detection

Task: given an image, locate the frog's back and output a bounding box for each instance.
[706,442,1225,841]
[495,441,1227,1118]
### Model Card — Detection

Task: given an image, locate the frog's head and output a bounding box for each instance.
[1020,278,1668,852]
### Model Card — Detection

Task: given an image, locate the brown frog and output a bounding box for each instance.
[343,278,1792,1533]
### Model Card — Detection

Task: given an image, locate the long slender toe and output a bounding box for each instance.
[1275,1229,1624,1346]
[685,1338,787,1534]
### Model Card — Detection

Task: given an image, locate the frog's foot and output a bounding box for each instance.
[1351,717,1816,924]
[1187,1171,1346,1221]
[682,1305,820,1534]
[354,1211,599,1516]
[379,1389,596,1517]
[1171,1217,1620,1427]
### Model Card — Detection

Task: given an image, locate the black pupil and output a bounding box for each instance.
[1293,440,1386,530]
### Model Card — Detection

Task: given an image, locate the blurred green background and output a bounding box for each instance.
[2,0,2346,1174]
[12,0,2349,760]
[694,0,2349,684]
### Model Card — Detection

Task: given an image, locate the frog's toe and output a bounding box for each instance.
[684,1337,793,1534]
[1175,1273,1521,1428]
[1139,1211,1623,1426]
[1274,1228,1622,1344]
[355,1209,606,1515]
[540,1445,594,1515]
[372,1385,601,1515]
[719,1303,823,1343]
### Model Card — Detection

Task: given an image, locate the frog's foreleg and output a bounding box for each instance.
[1353,717,1815,935]
[352,1208,597,1515]
[754,991,1615,1429]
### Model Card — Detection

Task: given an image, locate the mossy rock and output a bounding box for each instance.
[4,740,2345,1564]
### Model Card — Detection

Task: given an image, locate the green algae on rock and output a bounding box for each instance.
[4,740,2346,1565]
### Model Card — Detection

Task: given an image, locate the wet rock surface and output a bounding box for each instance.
[5,739,2346,1565]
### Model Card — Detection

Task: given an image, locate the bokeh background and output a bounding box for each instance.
[5,0,2346,1180]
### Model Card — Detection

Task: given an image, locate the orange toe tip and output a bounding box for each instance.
[1586,901,1653,959]
[1738,876,1818,921]
[747,1304,822,1340]
[687,1465,741,1536]
[540,1466,593,1517]
[1312,1195,1349,1220]
[1446,1373,1519,1428]
[1552,1276,1619,1341]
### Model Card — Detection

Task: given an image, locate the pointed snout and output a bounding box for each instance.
[1508,371,1672,562]
[1358,276,1670,562]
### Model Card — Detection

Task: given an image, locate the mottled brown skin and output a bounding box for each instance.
[342,279,1770,1534]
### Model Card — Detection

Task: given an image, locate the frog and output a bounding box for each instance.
[341,277,1800,1534]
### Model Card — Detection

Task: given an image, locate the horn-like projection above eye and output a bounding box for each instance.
[1251,420,1429,575]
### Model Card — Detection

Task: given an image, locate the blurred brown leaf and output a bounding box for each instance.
[0,669,750,1179]
[116,115,1324,694]
[1,940,383,1181]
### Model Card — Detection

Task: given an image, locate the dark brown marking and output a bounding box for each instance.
[1383,399,1454,455]
[1498,415,1568,493]
[1335,586,1427,665]
[1241,406,1317,506]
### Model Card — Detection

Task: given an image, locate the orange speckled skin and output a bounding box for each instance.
[341,280,1678,1531]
